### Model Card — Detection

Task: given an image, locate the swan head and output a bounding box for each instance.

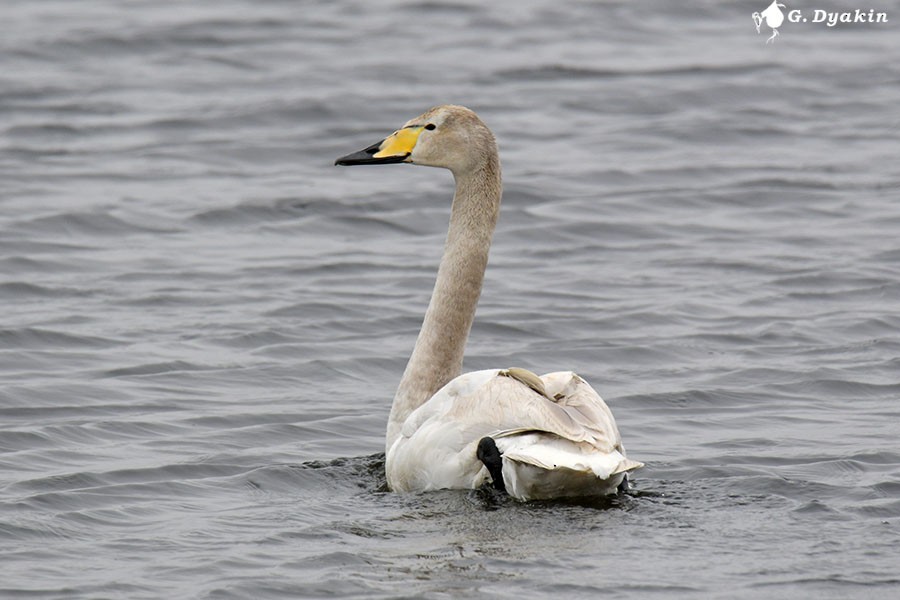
[335,105,497,176]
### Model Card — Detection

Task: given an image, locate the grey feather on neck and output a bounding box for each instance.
[388,153,501,449]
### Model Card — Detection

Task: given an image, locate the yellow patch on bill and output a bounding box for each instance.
[373,127,423,159]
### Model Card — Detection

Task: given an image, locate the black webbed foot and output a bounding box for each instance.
[476,436,506,493]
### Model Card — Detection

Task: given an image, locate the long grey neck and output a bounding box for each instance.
[387,156,501,448]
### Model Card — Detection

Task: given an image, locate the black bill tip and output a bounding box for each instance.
[335,140,408,166]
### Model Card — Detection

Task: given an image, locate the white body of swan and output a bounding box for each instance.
[335,105,642,500]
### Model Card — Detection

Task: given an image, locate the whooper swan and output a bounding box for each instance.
[335,105,642,500]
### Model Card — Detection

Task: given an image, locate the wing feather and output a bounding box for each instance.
[444,370,620,451]
[387,369,641,494]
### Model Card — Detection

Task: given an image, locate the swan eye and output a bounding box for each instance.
[424,123,436,131]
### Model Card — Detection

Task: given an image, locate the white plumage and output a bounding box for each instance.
[385,369,641,500]
[336,105,642,500]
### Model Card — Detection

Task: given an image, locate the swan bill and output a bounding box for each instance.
[335,126,423,166]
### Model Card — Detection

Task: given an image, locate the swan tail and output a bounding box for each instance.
[611,457,644,475]
[493,432,643,500]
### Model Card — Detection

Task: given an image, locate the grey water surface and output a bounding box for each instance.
[2,0,900,598]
